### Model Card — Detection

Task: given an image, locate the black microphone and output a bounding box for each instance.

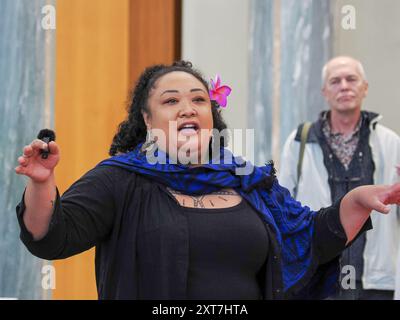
[37,129,56,159]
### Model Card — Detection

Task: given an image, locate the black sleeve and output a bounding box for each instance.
[15,165,117,260]
[313,196,373,265]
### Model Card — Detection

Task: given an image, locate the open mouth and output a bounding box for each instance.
[178,122,200,136]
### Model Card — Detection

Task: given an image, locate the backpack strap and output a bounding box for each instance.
[294,122,312,199]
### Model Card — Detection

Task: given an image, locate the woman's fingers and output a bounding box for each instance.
[22,139,57,160]
[373,198,391,214]
[383,183,400,205]
[18,156,29,167]
[30,139,48,152]
[15,165,27,175]
[24,139,57,154]
[23,145,34,157]
[15,139,60,180]
[47,141,59,155]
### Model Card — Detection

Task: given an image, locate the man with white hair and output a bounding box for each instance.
[279,56,400,299]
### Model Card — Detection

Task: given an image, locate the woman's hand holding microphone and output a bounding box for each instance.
[15,130,60,240]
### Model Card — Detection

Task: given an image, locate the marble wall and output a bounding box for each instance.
[249,0,332,166]
[0,0,55,299]
[248,0,274,166]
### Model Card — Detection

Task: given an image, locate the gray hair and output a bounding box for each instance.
[322,57,367,86]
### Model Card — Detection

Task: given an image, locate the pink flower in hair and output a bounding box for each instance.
[209,75,232,108]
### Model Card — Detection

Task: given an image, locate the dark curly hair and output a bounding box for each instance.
[109,61,228,156]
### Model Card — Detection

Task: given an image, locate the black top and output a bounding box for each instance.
[15,165,372,299]
[184,200,269,300]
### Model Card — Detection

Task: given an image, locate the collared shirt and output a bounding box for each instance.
[322,114,362,170]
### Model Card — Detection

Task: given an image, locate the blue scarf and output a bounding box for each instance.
[98,144,336,297]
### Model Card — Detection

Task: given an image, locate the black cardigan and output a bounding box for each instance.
[15,165,372,299]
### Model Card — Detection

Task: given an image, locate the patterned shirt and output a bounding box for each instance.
[322,115,362,170]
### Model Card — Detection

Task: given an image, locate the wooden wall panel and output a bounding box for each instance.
[54,0,181,299]
[129,0,181,84]
[54,0,130,300]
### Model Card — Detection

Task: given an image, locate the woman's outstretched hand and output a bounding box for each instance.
[15,139,60,183]
[340,183,400,244]
[359,183,400,214]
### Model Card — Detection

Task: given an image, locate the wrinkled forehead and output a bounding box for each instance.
[326,59,363,80]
